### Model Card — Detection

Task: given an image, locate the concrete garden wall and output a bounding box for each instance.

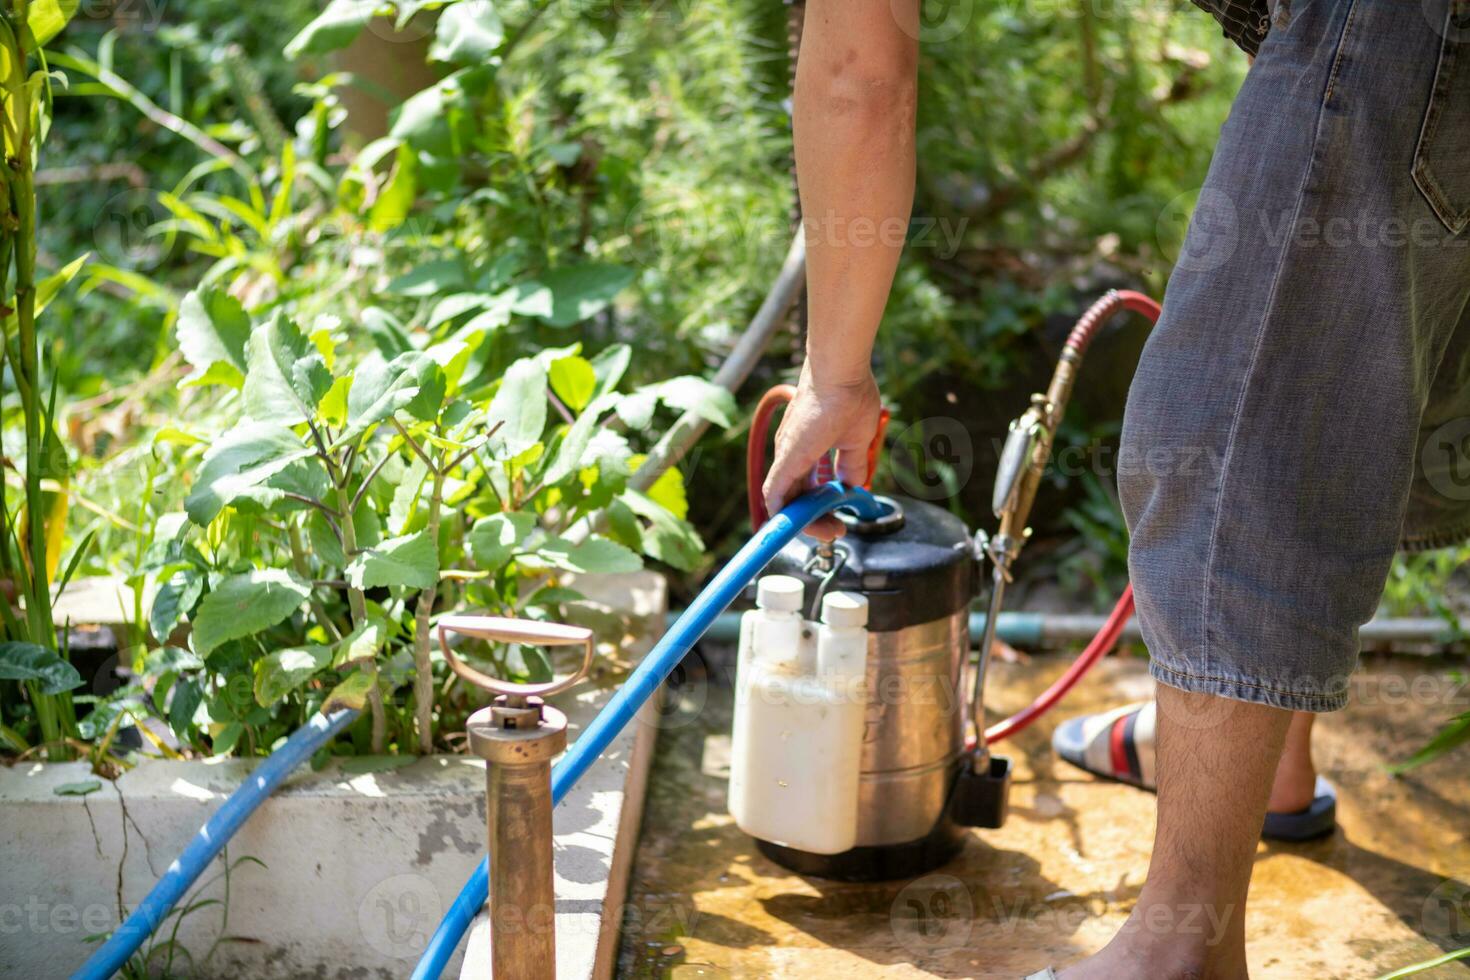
[0,571,665,979]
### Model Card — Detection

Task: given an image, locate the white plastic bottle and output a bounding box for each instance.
[729,583,870,855]
[728,575,805,823]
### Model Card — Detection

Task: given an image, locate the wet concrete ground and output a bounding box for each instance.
[617,649,1470,979]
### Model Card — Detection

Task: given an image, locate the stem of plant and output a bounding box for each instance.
[5,5,73,756]
[411,461,446,754]
[334,483,385,752]
[287,524,343,643]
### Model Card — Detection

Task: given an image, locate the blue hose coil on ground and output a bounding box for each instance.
[411,483,881,980]
[72,708,359,980]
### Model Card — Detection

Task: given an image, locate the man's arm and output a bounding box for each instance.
[762,0,919,537]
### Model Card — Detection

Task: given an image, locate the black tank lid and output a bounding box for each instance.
[762,496,976,632]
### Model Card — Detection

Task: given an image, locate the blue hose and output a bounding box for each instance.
[410,483,879,980]
[72,709,359,980]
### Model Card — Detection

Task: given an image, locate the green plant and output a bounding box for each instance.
[0,0,93,759]
[136,281,726,757]
[1374,945,1470,979]
[89,850,264,979]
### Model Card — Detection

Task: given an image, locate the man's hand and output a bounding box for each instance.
[762,367,883,540]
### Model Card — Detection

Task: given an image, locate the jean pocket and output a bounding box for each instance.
[1413,2,1470,236]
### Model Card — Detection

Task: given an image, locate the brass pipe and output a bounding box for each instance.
[470,697,567,980]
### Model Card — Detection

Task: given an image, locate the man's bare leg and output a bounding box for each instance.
[1268,711,1316,814]
[1058,687,1291,980]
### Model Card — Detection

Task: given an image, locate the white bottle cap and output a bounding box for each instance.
[756,575,805,612]
[821,591,868,628]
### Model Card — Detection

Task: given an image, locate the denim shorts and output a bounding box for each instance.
[1119,0,1470,712]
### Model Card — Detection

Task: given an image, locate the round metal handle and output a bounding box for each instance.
[436,614,594,699]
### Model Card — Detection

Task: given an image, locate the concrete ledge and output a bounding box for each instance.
[0,571,665,980]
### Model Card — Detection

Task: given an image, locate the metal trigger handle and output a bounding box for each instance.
[436,615,594,700]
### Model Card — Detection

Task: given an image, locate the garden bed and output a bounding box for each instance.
[0,571,665,979]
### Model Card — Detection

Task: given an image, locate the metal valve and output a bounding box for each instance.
[436,616,594,980]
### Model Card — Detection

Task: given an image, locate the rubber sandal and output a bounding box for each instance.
[1260,775,1336,842]
[1052,703,1337,842]
[1052,701,1157,789]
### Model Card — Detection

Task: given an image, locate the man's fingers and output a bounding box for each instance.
[834,446,869,488]
[762,459,801,524]
[805,515,847,542]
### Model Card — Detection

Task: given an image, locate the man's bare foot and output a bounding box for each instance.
[1056,687,1290,980]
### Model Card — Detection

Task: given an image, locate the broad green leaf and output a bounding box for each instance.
[427,292,497,328]
[191,569,312,657]
[390,68,474,143]
[338,351,438,444]
[548,356,596,412]
[467,511,537,572]
[333,622,385,668]
[168,677,203,738]
[657,376,736,428]
[243,312,333,425]
[150,569,204,644]
[385,258,466,297]
[26,0,79,47]
[485,357,547,460]
[308,502,382,567]
[589,344,631,399]
[177,287,251,389]
[143,646,204,675]
[368,143,417,232]
[234,457,333,515]
[318,375,353,428]
[429,0,504,64]
[586,429,633,473]
[388,456,431,532]
[544,395,613,487]
[185,422,313,525]
[323,668,377,713]
[285,0,377,58]
[623,490,705,572]
[54,780,102,797]
[394,0,439,28]
[211,722,244,754]
[637,458,689,520]
[615,388,658,431]
[254,644,333,706]
[362,307,412,358]
[0,642,84,695]
[345,530,438,591]
[604,497,644,551]
[535,536,642,575]
[520,264,634,328]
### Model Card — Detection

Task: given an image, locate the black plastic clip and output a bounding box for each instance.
[949,753,1013,829]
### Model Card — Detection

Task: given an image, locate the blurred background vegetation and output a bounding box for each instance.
[45,0,1257,584]
[3,0,1465,760]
